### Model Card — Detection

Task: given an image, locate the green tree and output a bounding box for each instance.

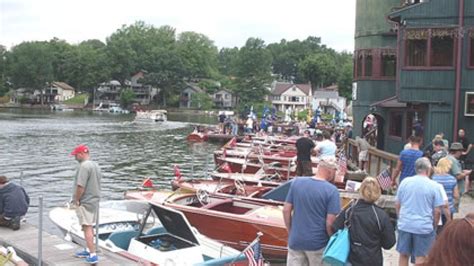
[48,38,74,82]
[0,45,8,96]
[177,31,218,79]
[106,22,177,82]
[7,41,55,104]
[120,88,136,108]
[218,47,239,76]
[299,53,338,89]
[337,60,353,99]
[191,92,213,110]
[234,38,272,106]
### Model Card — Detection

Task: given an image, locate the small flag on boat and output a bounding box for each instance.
[221,162,232,173]
[377,168,392,191]
[141,177,153,188]
[244,238,264,266]
[174,165,182,181]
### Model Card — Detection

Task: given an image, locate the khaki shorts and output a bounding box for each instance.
[75,205,98,226]
[287,248,325,266]
[359,150,368,162]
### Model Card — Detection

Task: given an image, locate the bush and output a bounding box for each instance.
[191,92,213,110]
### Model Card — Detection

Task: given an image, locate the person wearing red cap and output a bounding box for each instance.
[70,144,102,264]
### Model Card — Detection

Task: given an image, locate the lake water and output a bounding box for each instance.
[0,108,220,233]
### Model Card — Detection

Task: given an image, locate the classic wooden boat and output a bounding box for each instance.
[124,190,289,260]
[187,132,209,142]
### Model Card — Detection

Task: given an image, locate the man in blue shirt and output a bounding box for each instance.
[283,157,341,266]
[392,136,423,187]
[395,157,445,266]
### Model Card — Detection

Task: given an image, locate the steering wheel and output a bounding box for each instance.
[234,179,247,196]
[196,189,210,205]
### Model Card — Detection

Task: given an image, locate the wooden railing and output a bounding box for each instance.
[344,138,399,177]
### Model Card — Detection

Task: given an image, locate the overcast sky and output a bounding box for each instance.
[1,0,355,51]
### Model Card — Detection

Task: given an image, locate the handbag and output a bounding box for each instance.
[322,200,357,265]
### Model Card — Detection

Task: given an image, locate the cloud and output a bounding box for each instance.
[0,0,355,51]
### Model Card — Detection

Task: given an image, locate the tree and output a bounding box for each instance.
[177,31,218,79]
[234,38,272,105]
[0,45,7,97]
[191,92,213,110]
[120,88,136,108]
[298,53,338,89]
[7,41,55,104]
[218,47,239,76]
[337,60,353,99]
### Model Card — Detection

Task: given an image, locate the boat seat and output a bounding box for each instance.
[108,230,139,250]
[201,198,233,210]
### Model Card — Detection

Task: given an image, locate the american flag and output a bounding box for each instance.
[244,240,264,266]
[377,168,392,191]
[335,154,348,182]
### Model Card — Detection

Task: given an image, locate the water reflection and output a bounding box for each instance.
[0,108,219,232]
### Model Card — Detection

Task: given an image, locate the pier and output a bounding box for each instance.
[0,223,134,265]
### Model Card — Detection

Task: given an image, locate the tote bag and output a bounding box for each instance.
[322,227,350,265]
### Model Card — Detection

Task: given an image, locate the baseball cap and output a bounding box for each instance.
[319,157,338,170]
[70,145,89,156]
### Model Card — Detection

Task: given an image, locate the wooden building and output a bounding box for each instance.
[353,0,474,155]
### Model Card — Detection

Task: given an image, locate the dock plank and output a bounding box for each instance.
[0,223,135,265]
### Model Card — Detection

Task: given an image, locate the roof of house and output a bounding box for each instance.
[52,82,75,91]
[184,83,205,93]
[313,90,340,99]
[271,83,311,96]
[320,84,339,91]
[214,89,232,95]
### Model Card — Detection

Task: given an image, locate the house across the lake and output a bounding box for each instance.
[269,82,312,112]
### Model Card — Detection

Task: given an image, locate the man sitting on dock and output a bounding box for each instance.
[0,176,30,231]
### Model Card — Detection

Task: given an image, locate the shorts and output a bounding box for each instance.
[358,150,368,162]
[75,205,98,226]
[396,230,436,258]
[296,161,313,176]
[287,248,325,266]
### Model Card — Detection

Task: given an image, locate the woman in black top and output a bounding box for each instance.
[332,177,396,266]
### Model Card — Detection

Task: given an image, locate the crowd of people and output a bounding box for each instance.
[285,127,474,266]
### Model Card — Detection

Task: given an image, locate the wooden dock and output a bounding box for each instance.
[0,223,134,265]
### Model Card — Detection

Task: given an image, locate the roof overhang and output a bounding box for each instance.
[370,96,407,108]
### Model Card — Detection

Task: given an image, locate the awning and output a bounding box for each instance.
[370,96,407,108]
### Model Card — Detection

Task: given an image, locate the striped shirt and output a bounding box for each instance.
[432,174,457,213]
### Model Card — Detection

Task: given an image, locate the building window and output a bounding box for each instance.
[431,35,454,67]
[365,54,373,77]
[356,54,363,77]
[406,39,427,66]
[389,112,403,138]
[382,54,396,77]
[470,31,474,67]
[405,28,456,68]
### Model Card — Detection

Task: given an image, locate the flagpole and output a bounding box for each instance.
[230,232,263,264]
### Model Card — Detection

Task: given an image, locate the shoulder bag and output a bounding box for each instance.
[322,200,357,265]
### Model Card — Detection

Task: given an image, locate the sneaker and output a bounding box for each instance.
[10,217,20,231]
[74,250,90,258]
[85,255,99,264]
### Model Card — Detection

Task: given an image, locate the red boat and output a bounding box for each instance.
[187,132,209,142]
[125,189,289,260]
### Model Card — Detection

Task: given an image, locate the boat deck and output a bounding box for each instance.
[0,223,134,265]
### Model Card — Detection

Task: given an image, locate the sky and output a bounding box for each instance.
[0,0,355,52]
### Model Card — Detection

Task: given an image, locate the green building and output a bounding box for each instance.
[353,0,474,156]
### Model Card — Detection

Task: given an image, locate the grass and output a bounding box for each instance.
[64,93,89,104]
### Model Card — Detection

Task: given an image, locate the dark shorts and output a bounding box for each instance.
[396,230,436,258]
[296,161,313,176]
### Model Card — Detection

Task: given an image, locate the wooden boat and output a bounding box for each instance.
[187,132,209,142]
[125,190,289,260]
[49,200,247,265]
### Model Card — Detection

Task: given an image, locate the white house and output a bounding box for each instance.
[179,83,205,108]
[270,83,312,112]
[212,89,235,109]
[312,88,347,116]
[47,82,76,102]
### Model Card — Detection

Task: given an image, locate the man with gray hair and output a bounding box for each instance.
[283,157,341,265]
[395,157,444,266]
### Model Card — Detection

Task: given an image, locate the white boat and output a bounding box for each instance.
[109,106,130,114]
[134,110,167,122]
[50,104,74,112]
[49,200,245,265]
